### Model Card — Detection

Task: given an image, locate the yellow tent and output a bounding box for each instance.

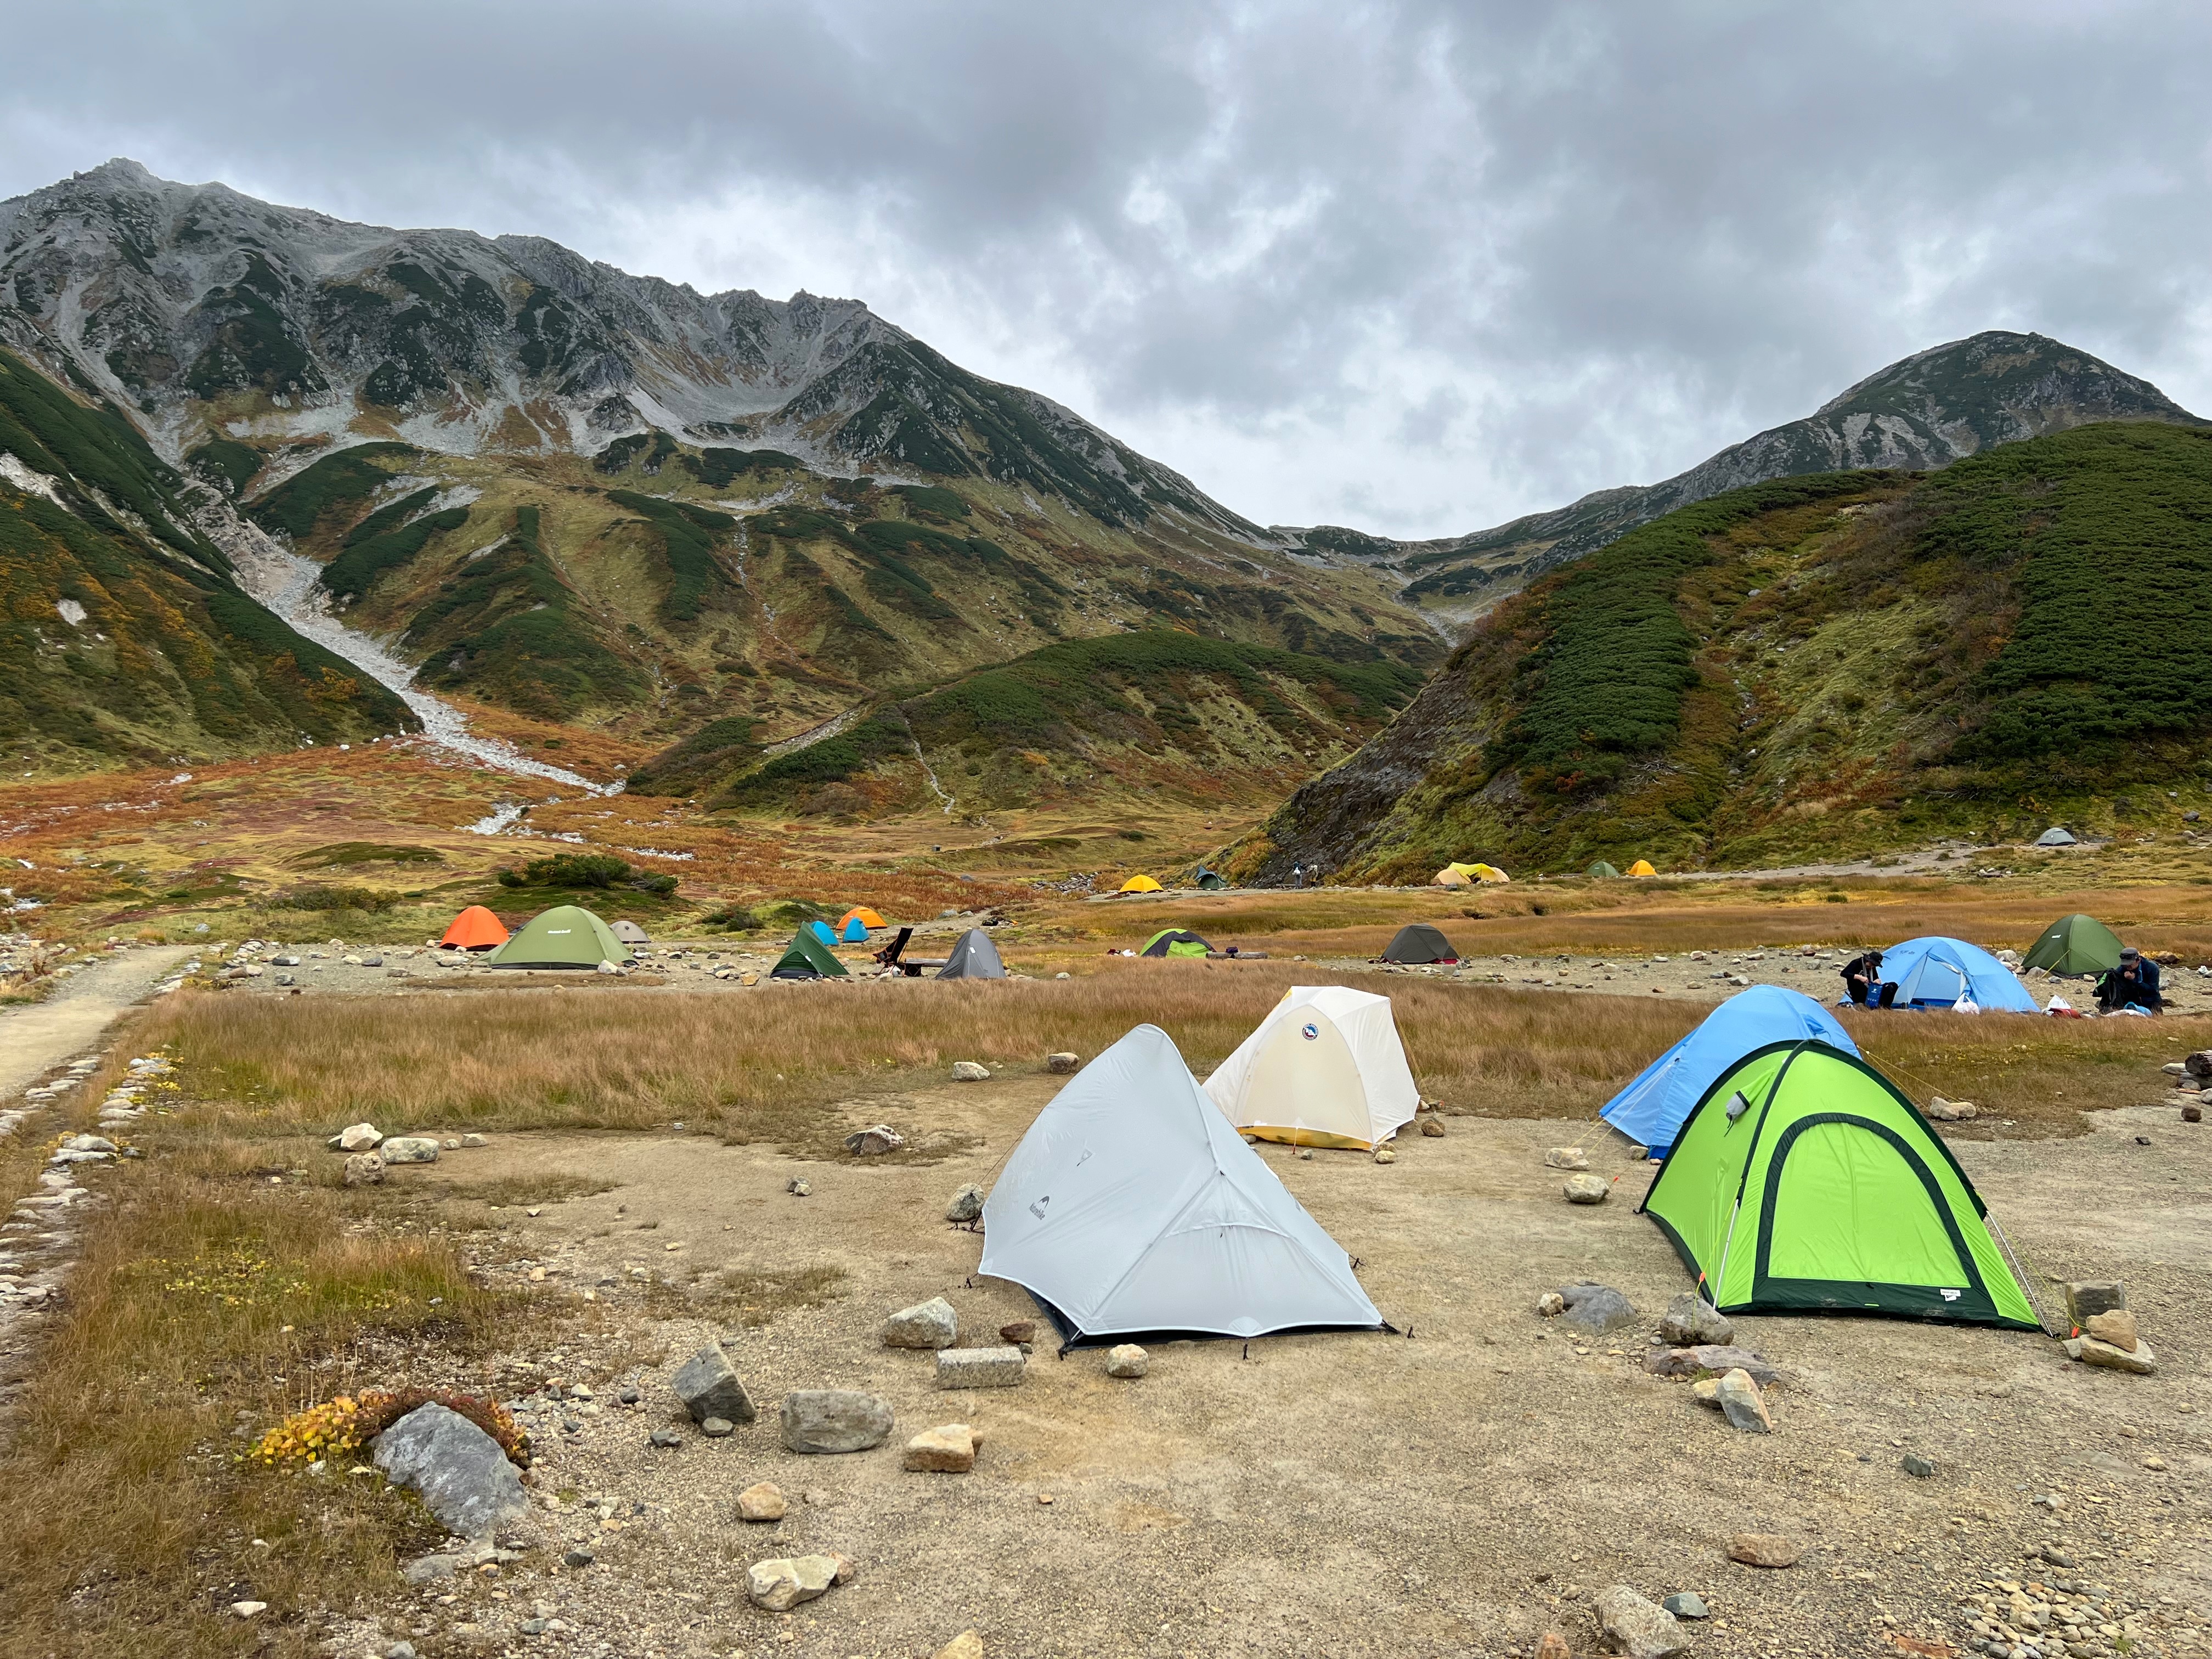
[1433,867,1472,888]
[838,906,887,930]
[1470,862,1511,884]
[1119,874,1164,894]
[1628,859,1658,877]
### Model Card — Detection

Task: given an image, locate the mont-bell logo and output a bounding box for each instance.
[1300,1023,1319,1041]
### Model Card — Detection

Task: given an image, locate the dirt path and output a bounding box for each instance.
[0,946,194,1097]
[290,1078,2212,1658]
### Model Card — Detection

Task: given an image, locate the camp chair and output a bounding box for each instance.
[873,927,914,968]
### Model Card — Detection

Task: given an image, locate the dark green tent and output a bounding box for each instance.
[1380,923,1456,964]
[1141,928,1211,958]
[1640,1039,2038,1329]
[771,928,849,980]
[1196,870,1228,891]
[488,905,630,969]
[2023,913,2124,977]
[1587,861,1622,879]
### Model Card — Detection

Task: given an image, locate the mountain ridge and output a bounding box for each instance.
[0,159,1260,540]
[1274,330,2204,621]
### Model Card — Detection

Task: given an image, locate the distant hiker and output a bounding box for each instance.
[1292,864,1305,889]
[1841,950,1894,1008]
[2096,947,2163,1014]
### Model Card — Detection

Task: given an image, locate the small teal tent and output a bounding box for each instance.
[1601,986,1859,1158]
[838,916,868,943]
[808,919,838,947]
[1878,936,2038,1012]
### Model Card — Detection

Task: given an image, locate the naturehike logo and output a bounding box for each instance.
[1939,1288,1961,1301]
[1301,1023,1319,1041]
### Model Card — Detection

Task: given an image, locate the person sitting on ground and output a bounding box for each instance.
[2096,946,2163,1013]
[1840,949,1891,1008]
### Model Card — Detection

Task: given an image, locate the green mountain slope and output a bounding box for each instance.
[241,436,1434,751]
[635,628,1425,822]
[0,348,414,769]
[1230,422,2212,879]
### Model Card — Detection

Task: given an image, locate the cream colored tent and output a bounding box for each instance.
[1204,985,1422,1150]
[1432,867,1472,888]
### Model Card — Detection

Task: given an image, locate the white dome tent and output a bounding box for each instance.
[1204,985,1422,1150]
[979,1025,1386,1347]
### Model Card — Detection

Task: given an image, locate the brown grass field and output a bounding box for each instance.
[117,964,2211,1146]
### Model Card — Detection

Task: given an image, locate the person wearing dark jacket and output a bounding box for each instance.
[2097,947,2163,1013]
[1841,950,1891,1007]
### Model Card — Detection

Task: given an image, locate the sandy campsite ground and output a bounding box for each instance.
[235,1075,2212,1659]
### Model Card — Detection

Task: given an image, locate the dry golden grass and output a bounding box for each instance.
[124,966,2210,1146]
[1037,874,2212,961]
[0,1158,509,1658]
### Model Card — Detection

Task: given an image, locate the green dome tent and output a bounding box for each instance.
[1380,923,1456,964]
[488,905,630,969]
[1141,928,1211,959]
[2023,913,2125,978]
[1586,861,1622,879]
[1195,870,1228,891]
[772,928,850,980]
[1639,1040,2038,1330]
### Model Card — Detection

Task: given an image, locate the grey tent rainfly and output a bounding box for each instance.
[936,928,1006,980]
[1381,923,1457,964]
[979,1024,1387,1348]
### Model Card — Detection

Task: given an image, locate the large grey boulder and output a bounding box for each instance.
[936,1346,1026,1389]
[379,1136,440,1164]
[1647,1344,1781,1387]
[882,1297,958,1349]
[1657,1293,1733,1347]
[672,1344,757,1425]
[944,1184,985,1223]
[746,1554,840,1611]
[1714,1368,1774,1433]
[371,1404,527,1537]
[780,1390,893,1454]
[1558,1283,1638,1339]
[1592,1584,1687,1658]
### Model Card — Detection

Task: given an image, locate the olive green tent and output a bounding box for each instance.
[1639,1039,2038,1329]
[1141,928,1211,959]
[2023,913,2124,978]
[488,905,630,969]
[1587,861,1622,878]
[771,928,849,980]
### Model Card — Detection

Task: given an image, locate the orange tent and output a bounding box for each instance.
[441,905,511,951]
[839,906,887,930]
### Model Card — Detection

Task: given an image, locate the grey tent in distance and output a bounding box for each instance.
[937,928,1007,980]
[2036,827,2078,847]
[611,919,652,944]
[1381,922,1457,964]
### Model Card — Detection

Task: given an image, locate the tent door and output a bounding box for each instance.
[1749,1113,1998,1321]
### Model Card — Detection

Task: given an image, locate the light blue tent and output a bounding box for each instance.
[838,916,869,943]
[807,919,839,947]
[1601,986,1859,1158]
[1875,935,2038,1012]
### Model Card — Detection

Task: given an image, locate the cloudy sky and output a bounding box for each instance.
[4,1,2208,538]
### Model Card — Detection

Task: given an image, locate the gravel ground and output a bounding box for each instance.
[304,1074,2212,1659]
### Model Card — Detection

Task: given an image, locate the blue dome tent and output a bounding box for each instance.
[1876,936,2037,1012]
[838,916,869,943]
[807,919,839,947]
[1600,986,1859,1158]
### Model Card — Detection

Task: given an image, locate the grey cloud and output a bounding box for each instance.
[2,1,2209,536]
